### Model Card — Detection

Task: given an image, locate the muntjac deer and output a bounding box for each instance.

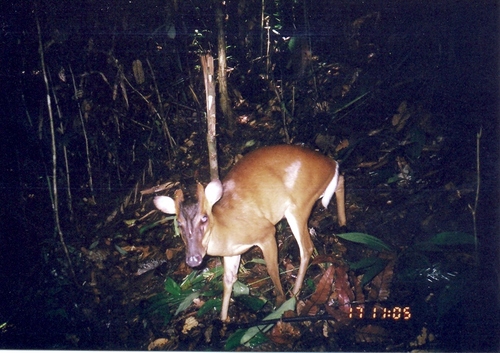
[154,145,346,321]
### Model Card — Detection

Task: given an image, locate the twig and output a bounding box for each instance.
[269,79,290,143]
[69,65,96,204]
[50,68,74,219]
[123,74,178,162]
[227,313,342,331]
[468,126,482,263]
[146,58,175,156]
[36,11,78,284]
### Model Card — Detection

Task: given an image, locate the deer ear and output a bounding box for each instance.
[154,195,177,214]
[204,180,223,207]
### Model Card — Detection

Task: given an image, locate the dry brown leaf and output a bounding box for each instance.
[335,139,350,152]
[132,59,145,85]
[311,254,338,265]
[311,265,335,305]
[165,247,183,260]
[182,316,199,334]
[333,266,354,313]
[352,272,365,304]
[141,181,179,195]
[173,261,191,276]
[300,265,335,316]
[367,259,395,302]
[355,324,389,343]
[392,100,412,132]
[148,338,170,350]
[410,327,435,347]
[324,302,348,321]
[269,320,301,345]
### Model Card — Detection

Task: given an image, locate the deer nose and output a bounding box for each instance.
[186,254,203,267]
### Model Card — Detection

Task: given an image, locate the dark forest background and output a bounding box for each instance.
[0,0,498,350]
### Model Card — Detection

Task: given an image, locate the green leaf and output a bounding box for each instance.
[138,223,153,234]
[164,277,181,296]
[236,295,267,312]
[203,265,224,280]
[387,175,402,184]
[412,241,443,252]
[232,280,250,297]
[172,217,180,237]
[174,291,200,316]
[348,257,388,286]
[244,331,269,348]
[244,140,257,148]
[200,289,222,297]
[430,232,475,246]
[240,297,296,346]
[436,272,469,320]
[349,256,381,271]
[337,232,392,252]
[148,300,170,316]
[406,127,426,160]
[305,278,316,291]
[114,244,128,255]
[162,312,173,325]
[166,23,176,39]
[148,295,173,323]
[46,308,68,320]
[247,258,267,265]
[181,270,206,290]
[225,329,248,350]
[197,298,221,317]
[360,258,389,287]
[140,216,177,235]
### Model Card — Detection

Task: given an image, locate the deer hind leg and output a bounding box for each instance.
[260,226,286,307]
[284,208,314,297]
[335,174,347,227]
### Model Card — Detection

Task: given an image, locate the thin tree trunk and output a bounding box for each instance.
[201,54,219,181]
[216,3,235,131]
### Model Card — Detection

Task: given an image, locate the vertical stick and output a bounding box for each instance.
[69,65,95,204]
[216,3,234,130]
[468,126,482,264]
[201,54,219,181]
[36,11,77,285]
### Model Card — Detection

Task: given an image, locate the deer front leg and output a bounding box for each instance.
[259,229,286,308]
[221,255,241,321]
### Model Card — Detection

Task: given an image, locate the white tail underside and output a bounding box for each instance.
[320,163,339,208]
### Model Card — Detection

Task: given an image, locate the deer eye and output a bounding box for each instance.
[200,214,208,223]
